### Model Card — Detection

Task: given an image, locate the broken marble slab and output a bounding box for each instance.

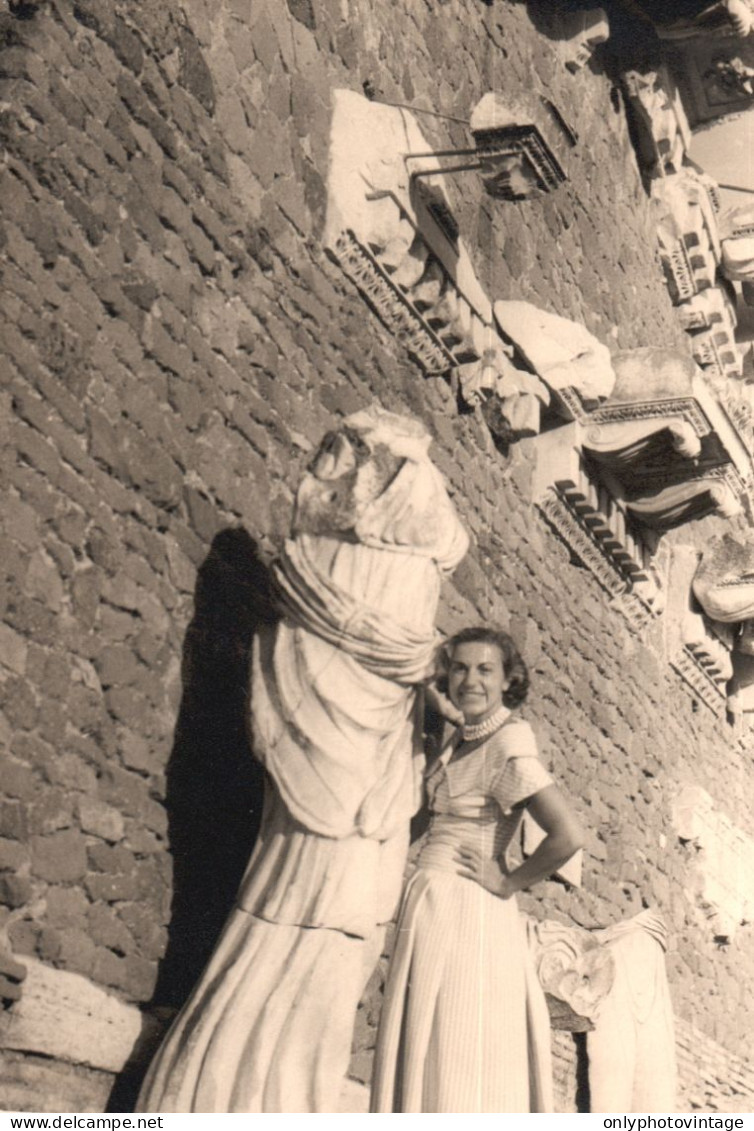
[557,7,610,73]
[493,299,615,403]
[721,235,754,283]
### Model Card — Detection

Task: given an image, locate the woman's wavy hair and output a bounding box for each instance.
[436,625,530,708]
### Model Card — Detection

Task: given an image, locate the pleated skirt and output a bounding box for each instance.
[370,868,554,1113]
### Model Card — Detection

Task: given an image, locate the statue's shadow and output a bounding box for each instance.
[108,528,276,1111]
[155,527,276,1005]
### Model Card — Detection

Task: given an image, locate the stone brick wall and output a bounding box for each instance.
[1,0,752,1112]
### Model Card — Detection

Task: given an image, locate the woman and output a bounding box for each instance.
[370,625,584,1113]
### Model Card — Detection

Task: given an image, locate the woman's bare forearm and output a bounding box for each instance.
[503,828,582,895]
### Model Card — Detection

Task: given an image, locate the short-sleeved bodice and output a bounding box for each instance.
[417,715,553,875]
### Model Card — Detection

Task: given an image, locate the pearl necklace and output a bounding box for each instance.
[461,704,509,743]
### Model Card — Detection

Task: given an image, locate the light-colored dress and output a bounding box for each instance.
[370,713,555,1113]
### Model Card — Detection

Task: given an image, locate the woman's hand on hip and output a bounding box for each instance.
[454,844,515,899]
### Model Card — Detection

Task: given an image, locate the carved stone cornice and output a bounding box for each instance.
[589,396,710,436]
[659,234,717,304]
[473,128,567,198]
[331,230,460,374]
[534,425,660,623]
[651,174,721,304]
[580,350,754,527]
[689,328,742,382]
[672,786,754,940]
[670,648,728,715]
[676,285,737,334]
[666,544,735,716]
[582,412,745,528]
[558,7,610,74]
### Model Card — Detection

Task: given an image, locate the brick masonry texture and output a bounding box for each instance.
[1,0,753,1112]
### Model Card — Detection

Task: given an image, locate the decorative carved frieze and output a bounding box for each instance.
[332,231,456,373]
[0,958,156,1073]
[623,68,690,177]
[676,285,737,333]
[689,327,742,381]
[534,424,660,619]
[651,174,721,303]
[671,648,729,715]
[666,545,734,716]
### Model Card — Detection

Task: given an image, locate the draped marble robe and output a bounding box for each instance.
[587,912,677,1113]
[137,407,468,1113]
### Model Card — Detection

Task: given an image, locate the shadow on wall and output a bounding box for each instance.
[108,529,279,1111]
[152,527,276,1010]
[520,0,665,73]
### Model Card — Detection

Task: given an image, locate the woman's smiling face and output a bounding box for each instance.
[447,641,510,724]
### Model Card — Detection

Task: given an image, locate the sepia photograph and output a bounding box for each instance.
[1,0,753,1116]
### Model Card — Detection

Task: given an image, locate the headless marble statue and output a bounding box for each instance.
[137,406,468,1113]
[529,910,677,1113]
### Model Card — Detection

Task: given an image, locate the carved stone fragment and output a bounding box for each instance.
[651,175,720,302]
[666,545,734,715]
[692,533,754,622]
[672,786,754,941]
[719,202,754,241]
[676,285,737,333]
[324,90,502,376]
[588,911,677,1113]
[582,349,751,528]
[721,234,754,283]
[533,423,657,607]
[557,7,610,73]
[623,68,690,177]
[458,346,550,439]
[526,918,615,1031]
[689,327,743,381]
[493,300,615,405]
[527,909,677,1112]
[469,93,570,199]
